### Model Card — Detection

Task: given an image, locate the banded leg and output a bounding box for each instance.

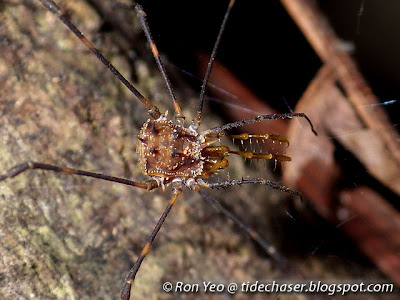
[135,5,185,123]
[203,112,318,136]
[121,185,183,300]
[37,0,161,119]
[0,161,158,190]
[229,150,292,162]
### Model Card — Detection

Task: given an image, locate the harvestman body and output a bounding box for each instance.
[0,0,317,299]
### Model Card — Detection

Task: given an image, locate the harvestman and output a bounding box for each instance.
[0,0,317,299]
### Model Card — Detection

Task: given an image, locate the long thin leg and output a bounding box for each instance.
[205,178,303,199]
[121,185,182,300]
[197,190,291,272]
[0,161,158,190]
[135,4,185,124]
[192,0,236,129]
[202,112,318,136]
[37,0,161,120]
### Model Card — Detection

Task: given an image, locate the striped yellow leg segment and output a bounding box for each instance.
[229,150,291,162]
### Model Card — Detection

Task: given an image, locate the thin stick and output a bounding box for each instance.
[280,0,400,162]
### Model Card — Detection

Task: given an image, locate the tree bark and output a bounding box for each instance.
[0,1,391,299]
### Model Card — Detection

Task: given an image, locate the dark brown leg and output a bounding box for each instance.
[197,189,292,272]
[135,4,185,123]
[0,161,158,190]
[203,112,318,136]
[193,0,236,128]
[121,184,182,300]
[205,178,302,199]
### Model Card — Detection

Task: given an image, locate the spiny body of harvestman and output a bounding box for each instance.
[0,0,317,299]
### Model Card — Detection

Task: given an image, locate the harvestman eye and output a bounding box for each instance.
[0,0,317,299]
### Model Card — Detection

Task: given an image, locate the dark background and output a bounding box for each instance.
[137,0,400,124]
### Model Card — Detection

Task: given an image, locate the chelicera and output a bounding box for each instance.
[0,0,317,299]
